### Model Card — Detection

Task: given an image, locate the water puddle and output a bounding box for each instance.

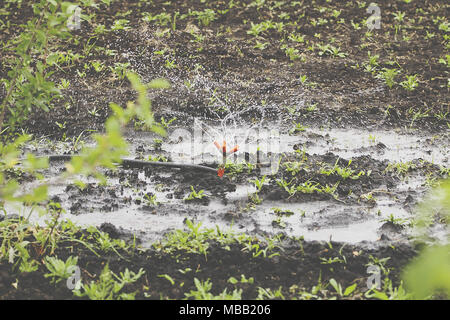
[10,123,449,246]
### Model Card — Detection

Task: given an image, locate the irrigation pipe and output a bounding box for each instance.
[18,154,219,174]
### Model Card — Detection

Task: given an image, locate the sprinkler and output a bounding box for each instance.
[214,140,239,177]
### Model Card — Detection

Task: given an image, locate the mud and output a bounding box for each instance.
[11,123,449,247]
[0,0,449,300]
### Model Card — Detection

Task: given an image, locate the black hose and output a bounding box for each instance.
[20,154,218,174]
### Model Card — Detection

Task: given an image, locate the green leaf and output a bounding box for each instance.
[147,78,170,89]
[344,283,357,296]
[228,277,238,284]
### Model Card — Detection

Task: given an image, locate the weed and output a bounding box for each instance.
[74,264,144,300]
[382,213,410,228]
[44,256,79,284]
[184,278,242,300]
[257,287,285,300]
[328,279,357,298]
[250,175,267,192]
[384,161,415,177]
[185,186,206,201]
[228,274,254,285]
[400,74,419,91]
[289,122,307,134]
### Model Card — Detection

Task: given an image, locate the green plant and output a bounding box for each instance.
[246,191,261,206]
[257,287,285,300]
[272,216,286,228]
[328,279,357,298]
[272,207,294,217]
[250,175,267,192]
[400,74,419,91]
[110,19,130,31]
[382,213,410,228]
[160,116,176,129]
[44,256,79,284]
[288,33,305,43]
[365,280,411,300]
[384,161,415,177]
[109,62,131,80]
[242,235,282,259]
[402,179,450,299]
[152,138,163,150]
[320,158,365,180]
[185,186,206,201]
[228,274,254,285]
[184,278,242,300]
[377,68,399,89]
[289,122,307,134]
[191,9,217,27]
[0,1,75,133]
[158,274,175,286]
[142,12,172,26]
[284,47,300,61]
[254,40,269,50]
[74,264,144,300]
[144,193,158,206]
[393,11,406,23]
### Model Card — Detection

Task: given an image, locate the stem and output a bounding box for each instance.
[41,206,62,256]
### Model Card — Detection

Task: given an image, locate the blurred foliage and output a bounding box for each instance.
[403,179,450,299]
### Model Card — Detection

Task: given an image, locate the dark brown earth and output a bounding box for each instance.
[0,0,448,137]
[0,216,417,300]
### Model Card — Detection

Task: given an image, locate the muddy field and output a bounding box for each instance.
[0,0,449,300]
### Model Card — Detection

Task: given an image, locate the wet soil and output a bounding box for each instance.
[0,0,449,300]
[0,217,418,300]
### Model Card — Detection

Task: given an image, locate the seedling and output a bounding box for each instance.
[190,9,217,27]
[382,213,410,228]
[290,122,307,134]
[228,274,254,284]
[160,116,177,129]
[328,279,357,298]
[384,161,415,177]
[400,74,419,91]
[158,274,175,285]
[110,19,130,31]
[284,47,301,61]
[250,175,267,192]
[185,186,206,201]
[254,40,269,50]
[184,278,242,300]
[144,193,158,206]
[257,287,285,300]
[74,264,144,300]
[109,62,130,80]
[272,207,294,217]
[377,68,399,89]
[44,256,79,284]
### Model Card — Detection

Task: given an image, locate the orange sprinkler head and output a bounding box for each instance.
[214,141,239,155]
[217,167,225,178]
[214,141,221,151]
[228,145,239,155]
